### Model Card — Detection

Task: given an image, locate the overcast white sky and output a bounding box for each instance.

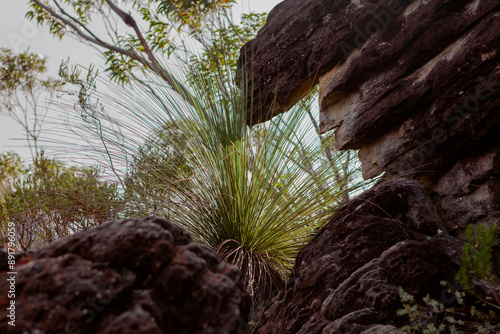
[0,0,282,162]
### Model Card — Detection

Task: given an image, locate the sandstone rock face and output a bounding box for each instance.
[239,0,413,125]
[255,179,464,334]
[0,217,251,334]
[238,0,500,231]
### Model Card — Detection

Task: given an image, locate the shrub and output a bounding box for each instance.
[397,224,500,333]
[0,152,123,251]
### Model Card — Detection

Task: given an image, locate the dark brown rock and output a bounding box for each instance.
[238,0,415,125]
[238,0,500,230]
[255,179,464,334]
[432,147,500,234]
[238,0,500,332]
[0,217,251,334]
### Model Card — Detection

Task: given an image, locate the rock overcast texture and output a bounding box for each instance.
[0,218,251,334]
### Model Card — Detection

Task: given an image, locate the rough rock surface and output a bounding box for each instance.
[255,179,464,334]
[0,217,251,334]
[238,0,500,231]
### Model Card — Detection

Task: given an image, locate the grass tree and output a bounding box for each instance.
[31,0,370,305]
[55,54,369,304]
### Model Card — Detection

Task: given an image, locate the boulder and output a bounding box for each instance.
[0,217,251,334]
[255,179,464,333]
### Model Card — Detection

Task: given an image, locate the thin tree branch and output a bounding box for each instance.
[31,1,123,54]
[104,0,198,107]
[52,0,103,43]
[32,0,199,108]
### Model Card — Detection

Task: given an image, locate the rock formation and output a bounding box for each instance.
[238,0,500,234]
[0,217,250,334]
[238,0,500,332]
[255,179,465,333]
[1,1,498,333]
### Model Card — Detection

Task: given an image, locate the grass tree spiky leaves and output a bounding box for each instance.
[56,57,367,303]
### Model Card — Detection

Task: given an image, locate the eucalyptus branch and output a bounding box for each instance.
[30,1,152,71]
[52,0,103,43]
[105,0,198,106]
[32,0,130,56]
[31,0,198,108]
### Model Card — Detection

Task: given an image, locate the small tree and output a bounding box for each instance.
[0,152,123,251]
[122,122,194,218]
[0,152,28,198]
[0,48,61,158]
[457,224,500,310]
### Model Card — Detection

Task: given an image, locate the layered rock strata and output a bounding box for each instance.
[238,0,500,232]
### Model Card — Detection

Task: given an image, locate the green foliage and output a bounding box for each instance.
[0,152,123,251]
[0,152,28,198]
[457,224,500,310]
[0,48,61,156]
[103,50,142,86]
[397,224,500,333]
[189,12,267,85]
[147,0,236,33]
[397,284,498,333]
[122,123,194,218]
[0,48,58,93]
[26,0,236,84]
[398,286,465,334]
